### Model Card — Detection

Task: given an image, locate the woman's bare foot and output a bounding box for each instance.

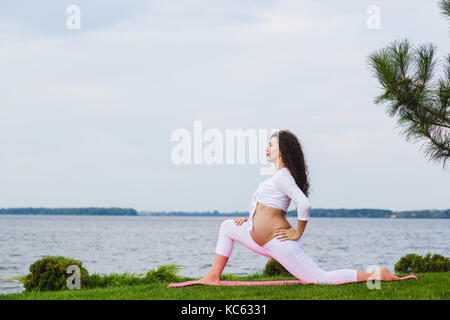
[196,254,229,285]
[196,275,221,286]
[370,266,400,281]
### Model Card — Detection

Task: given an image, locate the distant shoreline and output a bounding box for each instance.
[0,208,138,216]
[0,207,448,218]
[139,208,449,219]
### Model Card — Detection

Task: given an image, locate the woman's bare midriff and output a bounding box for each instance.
[250,202,291,246]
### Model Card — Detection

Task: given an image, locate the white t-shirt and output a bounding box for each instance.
[247,167,311,231]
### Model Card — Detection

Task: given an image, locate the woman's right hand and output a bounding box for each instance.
[233,217,248,226]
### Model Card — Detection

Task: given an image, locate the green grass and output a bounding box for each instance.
[1,272,448,300]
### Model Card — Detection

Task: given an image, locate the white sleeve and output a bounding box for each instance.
[273,171,311,221]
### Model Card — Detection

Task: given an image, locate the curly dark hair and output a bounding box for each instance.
[271,130,311,198]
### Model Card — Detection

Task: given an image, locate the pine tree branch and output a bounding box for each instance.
[367,1,450,169]
[440,0,450,19]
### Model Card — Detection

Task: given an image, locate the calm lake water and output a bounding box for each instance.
[0,215,448,294]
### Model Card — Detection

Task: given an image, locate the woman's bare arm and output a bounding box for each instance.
[295,219,308,240]
[275,219,308,241]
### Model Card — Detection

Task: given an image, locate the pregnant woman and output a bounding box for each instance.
[196,130,399,285]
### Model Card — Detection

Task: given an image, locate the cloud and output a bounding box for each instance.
[0,0,148,35]
[0,0,449,211]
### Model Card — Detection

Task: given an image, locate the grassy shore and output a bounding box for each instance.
[1,272,448,300]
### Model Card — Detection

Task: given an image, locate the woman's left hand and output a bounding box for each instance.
[274,228,299,242]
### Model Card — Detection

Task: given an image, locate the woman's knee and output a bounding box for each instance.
[270,243,328,284]
[219,219,235,235]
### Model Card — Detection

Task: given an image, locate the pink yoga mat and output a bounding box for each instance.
[167,275,418,288]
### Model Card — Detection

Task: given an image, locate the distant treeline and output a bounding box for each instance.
[0,207,138,216]
[1,207,448,218]
[141,208,450,219]
[303,208,449,219]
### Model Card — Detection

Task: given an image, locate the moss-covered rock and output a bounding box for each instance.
[23,256,89,291]
[263,258,293,277]
[394,253,450,273]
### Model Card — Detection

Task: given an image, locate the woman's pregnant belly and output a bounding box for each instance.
[250,202,291,246]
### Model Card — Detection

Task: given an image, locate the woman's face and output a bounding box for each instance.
[266,136,280,163]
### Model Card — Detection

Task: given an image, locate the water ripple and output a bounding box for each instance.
[0,215,448,294]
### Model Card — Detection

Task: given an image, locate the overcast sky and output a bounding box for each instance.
[0,0,449,213]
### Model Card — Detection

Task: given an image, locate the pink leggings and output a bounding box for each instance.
[215,219,357,285]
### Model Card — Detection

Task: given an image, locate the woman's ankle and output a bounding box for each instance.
[203,272,221,281]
